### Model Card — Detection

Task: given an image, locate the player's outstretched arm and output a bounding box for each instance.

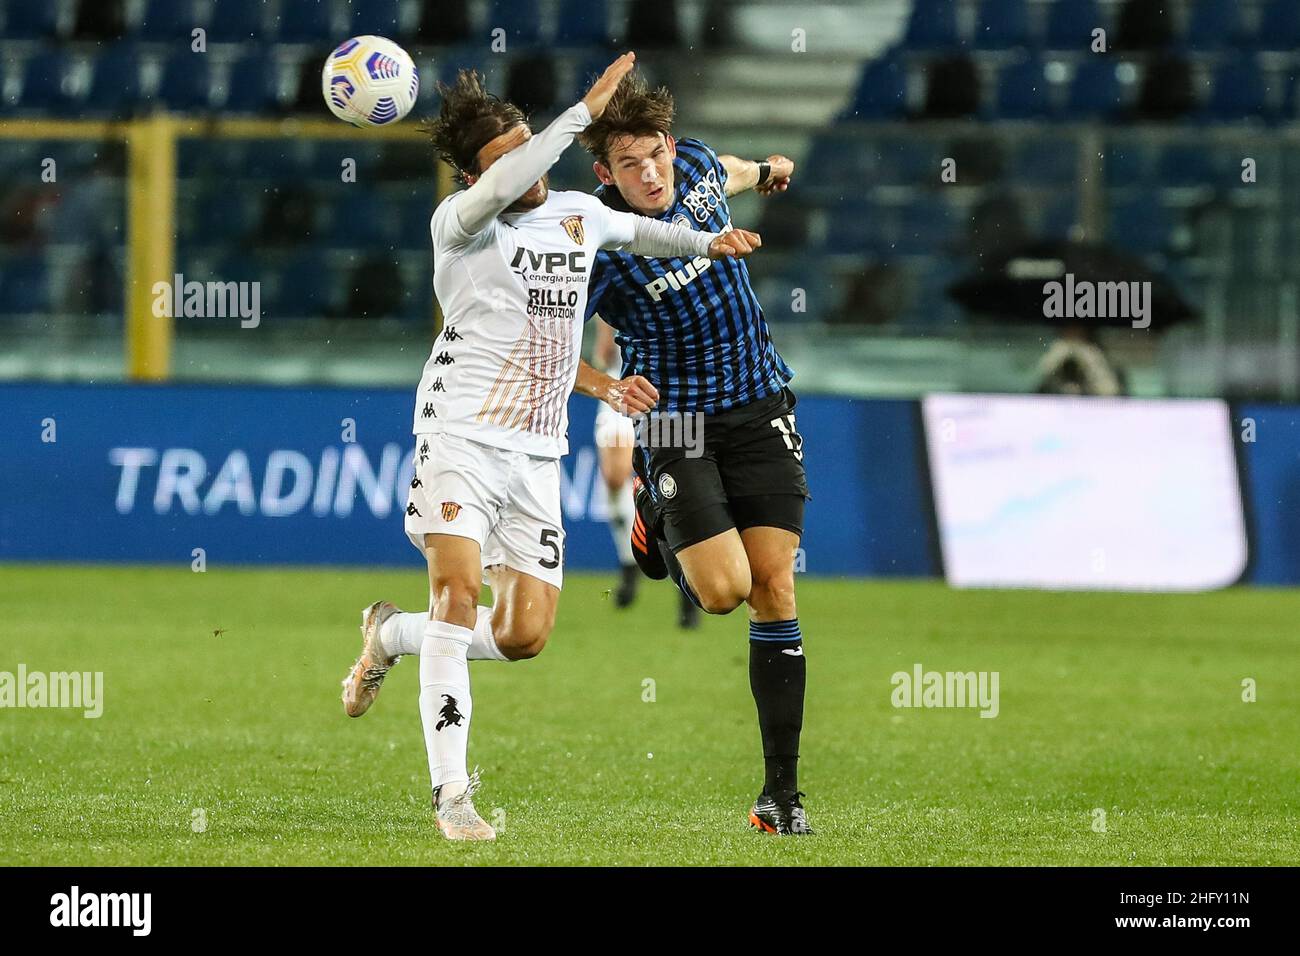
[455,53,637,235]
[574,358,659,415]
[602,211,762,261]
[719,154,795,197]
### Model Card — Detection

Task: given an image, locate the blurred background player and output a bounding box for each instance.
[591,315,700,627]
[339,53,761,842]
[575,71,809,835]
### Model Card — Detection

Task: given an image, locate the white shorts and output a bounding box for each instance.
[594,401,637,449]
[404,432,565,589]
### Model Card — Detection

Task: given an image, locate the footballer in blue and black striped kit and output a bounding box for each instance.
[573,71,813,836]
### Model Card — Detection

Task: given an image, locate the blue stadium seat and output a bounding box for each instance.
[1183,0,1244,51]
[222,51,277,114]
[399,196,437,248]
[974,0,1031,50]
[157,52,215,111]
[0,256,50,314]
[273,252,334,317]
[191,190,260,244]
[894,196,956,255]
[84,43,143,118]
[206,0,265,42]
[137,0,196,41]
[556,0,610,47]
[3,0,59,38]
[1038,194,1078,239]
[1107,194,1173,254]
[903,0,962,49]
[1045,0,1102,49]
[827,200,883,254]
[328,190,394,247]
[992,58,1050,119]
[1157,142,1224,187]
[18,49,77,115]
[1201,61,1271,122]
[349,0,403,38]
[1103,143,1156,186]
[1064,59,1123,119]
[278,0,332,43]
[1257,0,1300,52]
[842,57,907,120]
[1009,135,1076,185]
[486,0,544,47]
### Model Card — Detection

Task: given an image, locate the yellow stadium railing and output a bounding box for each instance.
[0,116,453,381]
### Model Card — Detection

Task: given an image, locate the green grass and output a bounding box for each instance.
[1,564,1297,866]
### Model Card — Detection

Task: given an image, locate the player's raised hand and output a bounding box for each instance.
[582,52,636,119]
[605,374,659,415]
[756,155,795,196]
[708,228,762,260]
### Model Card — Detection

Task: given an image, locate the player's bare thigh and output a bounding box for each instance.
[484,563,559,660]
[424,533,483,629]
[676,529,752,614]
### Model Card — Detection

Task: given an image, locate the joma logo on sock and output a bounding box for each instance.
[890,663,999,718]
[49,886,151,936]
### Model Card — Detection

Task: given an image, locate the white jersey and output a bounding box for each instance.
[415,188,638,459]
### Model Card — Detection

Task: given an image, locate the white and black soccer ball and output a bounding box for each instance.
[322,35,419,127]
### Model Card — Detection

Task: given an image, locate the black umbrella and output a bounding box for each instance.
[947,239,1198,331]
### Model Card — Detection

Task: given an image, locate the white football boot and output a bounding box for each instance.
[340,601,401,718]
[435,768,496,841]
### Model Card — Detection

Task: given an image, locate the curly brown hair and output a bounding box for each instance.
[577,71,675,165]
[423,70,528,183]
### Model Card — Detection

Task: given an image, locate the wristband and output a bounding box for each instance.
[755,160,772,186]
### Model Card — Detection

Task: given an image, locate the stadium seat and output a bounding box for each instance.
[278,0,332,43]
[349,0,403,39]
[1063,59,1124,119]
[221,51,277,114]
[273,252,334,318]
[328,190,394,248]
[1045,0,1103,50]
[2,0,60,38]
[1038,193,1078,240]
[72,0,126,40]
[556,0,610,47]
[1157,142,1226,187]
[842,56,907,120]
[1201,61,1271,122]
[206,0,265,43]
[0,256,51,314]
[1256,0,1300,52]
[903,0,962,49]
[1107,193,1174,254]
[992,58,1050,119]
[974,0,1031,50]
[412,0,471,44]
[894,196,957,255]
[156,52,215,112]
[827,200,883,254]
[17,49,77,115]
[1183,0,1245,51]
[137,0,197,41]
[486,0,544,47]
[83,43,143,118]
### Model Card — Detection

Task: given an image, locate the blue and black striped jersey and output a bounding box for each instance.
[586,138,793,414]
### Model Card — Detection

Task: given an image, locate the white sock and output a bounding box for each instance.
[607,482,635,566]
[419,620,472,803]
[379,611,426,658]
[468,606,509,661]
[386,607,508,661]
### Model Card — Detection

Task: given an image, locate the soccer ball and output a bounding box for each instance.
[322,36,419,127]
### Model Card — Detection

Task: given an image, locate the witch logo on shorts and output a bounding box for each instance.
[560,214,585,245]
[440,501,462,522]
[436,694,464,730]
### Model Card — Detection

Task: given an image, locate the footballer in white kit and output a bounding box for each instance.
[338,53,762,842]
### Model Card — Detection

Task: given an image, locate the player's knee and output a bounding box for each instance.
[748,572,797,620]
[495,618,552,660]
[694,572,751,615]
[430,576,478,626]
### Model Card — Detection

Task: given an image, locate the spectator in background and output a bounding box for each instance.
[1116,0,1175,50]
[414,0,471,45]
[1036,327,1128,396]
[921,56,980,119]
[253,185,315,246]
[73,0,125,39]
[833,263,906,326]
[505,55,558,117]
[1134,54,1194,120]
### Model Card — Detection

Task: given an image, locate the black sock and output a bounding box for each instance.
[749,619,805,797]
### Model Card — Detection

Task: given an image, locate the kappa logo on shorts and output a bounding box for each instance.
[560,214,585,245]
[658,473,678,499]
[440,501,462,522]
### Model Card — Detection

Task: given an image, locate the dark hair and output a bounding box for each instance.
[577,70,675,165]
[423,70,528,183]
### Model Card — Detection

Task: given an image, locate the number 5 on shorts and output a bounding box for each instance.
[539,528,561,569]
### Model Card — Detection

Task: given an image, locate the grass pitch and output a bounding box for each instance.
[1,564,1297,866]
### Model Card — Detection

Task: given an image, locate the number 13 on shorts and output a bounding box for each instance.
[770,413,804,461]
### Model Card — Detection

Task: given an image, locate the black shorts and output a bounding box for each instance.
[634,387,809,553]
